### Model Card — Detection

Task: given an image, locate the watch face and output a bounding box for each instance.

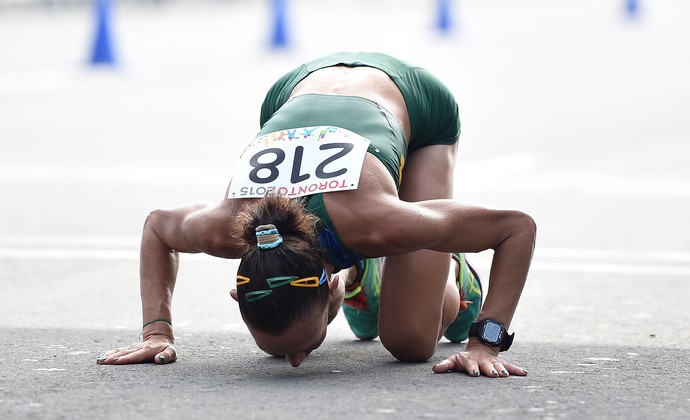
[483,322,502,343]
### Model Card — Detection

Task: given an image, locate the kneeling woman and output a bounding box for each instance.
[98,52,536,377]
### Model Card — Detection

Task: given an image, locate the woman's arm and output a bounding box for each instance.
[395,201,536,376]
[97,199,247,365]
[330,188,535,375]
[345,198,535,326]
[410,203,535,376]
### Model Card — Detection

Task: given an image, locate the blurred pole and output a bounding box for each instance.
[437,0,453,33]
[624,0,640,19]
[271,0,289,48]
[89,0,117,65]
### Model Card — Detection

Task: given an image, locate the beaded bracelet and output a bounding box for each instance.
[142,318,172,329]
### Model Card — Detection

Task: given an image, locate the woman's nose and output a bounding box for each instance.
[285,352,307,367]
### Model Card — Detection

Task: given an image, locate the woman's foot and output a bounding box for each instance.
[443,253,483,342]
[342,258,382,340]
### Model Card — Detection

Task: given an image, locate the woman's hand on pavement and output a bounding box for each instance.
[96,334,176,365]
[432,340,527,377]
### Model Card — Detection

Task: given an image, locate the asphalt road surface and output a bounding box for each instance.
[1,1,689,419]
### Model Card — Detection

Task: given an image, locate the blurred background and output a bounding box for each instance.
[1,0,689,346]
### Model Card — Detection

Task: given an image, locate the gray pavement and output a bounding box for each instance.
[2,1,690,419]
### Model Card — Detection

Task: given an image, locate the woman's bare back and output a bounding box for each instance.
[290,66,411,142]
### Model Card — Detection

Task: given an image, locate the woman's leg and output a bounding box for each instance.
[378,143,462,362]
[341,258,383,340]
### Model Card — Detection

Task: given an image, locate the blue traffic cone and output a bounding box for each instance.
[437,0,453,33]
[271,0,289,48]
[90,0,117,65]
[625,0,640,19]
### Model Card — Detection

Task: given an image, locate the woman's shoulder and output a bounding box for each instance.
[320,154,403,255]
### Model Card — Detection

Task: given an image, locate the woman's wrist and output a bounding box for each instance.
[466,337,500,356]
[142,318,174,341]
[142,318,172,329]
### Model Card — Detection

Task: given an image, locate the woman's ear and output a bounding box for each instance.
[326,273,344,324]
[328,274,340,295]
[229,289,239,302]
[328,273,345,301]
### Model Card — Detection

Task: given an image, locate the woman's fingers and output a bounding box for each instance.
[100,345,134,359]
[155,346,177,365]
[432,351,526,377]
[503,361,528,376]
[431,354,460,373]
[97,346,145,365]
[97,347,136,364]
[97,340,175,365]
[432,353,480,376]
[479,360,501,377]
[112,348,156,365]
[488,360,509,377]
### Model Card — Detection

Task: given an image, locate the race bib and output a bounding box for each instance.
[227,126,370,198]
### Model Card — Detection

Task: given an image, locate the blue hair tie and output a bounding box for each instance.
[255,224,283,249]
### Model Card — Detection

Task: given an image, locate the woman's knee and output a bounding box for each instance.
[379,327,438,362]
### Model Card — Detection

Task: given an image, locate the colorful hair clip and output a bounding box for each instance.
[245,290,273,302]
[290,276,320,287]
[242,269,328,302]
[290,270,328,288]
[256,224,283,249]
[267,275,298,288]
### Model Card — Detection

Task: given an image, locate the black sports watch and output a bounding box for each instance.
[468,318,514,352]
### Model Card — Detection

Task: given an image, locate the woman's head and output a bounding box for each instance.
[232,195,330,338]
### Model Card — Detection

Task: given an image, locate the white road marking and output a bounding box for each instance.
[0,234,688,276]
[0,234,138,248]
[531,262,690,276]
[0,162,230,187]
[536,247,690,263]
[456,153,690,196]
[1,155,689,196]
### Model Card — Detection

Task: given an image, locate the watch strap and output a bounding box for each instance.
[468,318,514,352]
[468,320,480,338]
[500,332,515,352]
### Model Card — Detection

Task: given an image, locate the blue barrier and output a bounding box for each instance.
[89,0,117,65]
[271,0,289,48]
[625,0,640,18]
[437,0,453,33]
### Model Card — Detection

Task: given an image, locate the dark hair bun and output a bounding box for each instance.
[233,195,319,253]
